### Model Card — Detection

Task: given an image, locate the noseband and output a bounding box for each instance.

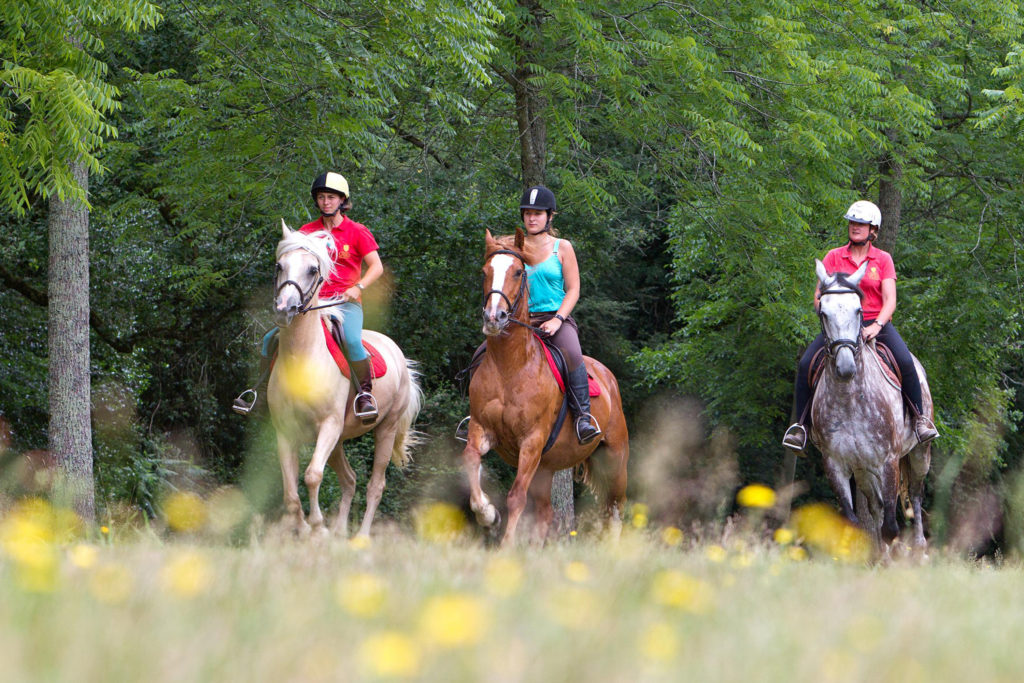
[818,284,863,358]
[482,249,528,326]
[276,247,325,314]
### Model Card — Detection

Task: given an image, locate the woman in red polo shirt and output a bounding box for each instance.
[782,200,938,452]
[233,171,383,422]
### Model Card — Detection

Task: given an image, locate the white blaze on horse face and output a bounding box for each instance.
[485,253,516,316]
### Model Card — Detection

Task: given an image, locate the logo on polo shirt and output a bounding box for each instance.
[869,266,878,279]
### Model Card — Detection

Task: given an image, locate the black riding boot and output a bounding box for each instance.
[568,365,601,445]
[350,358,378,424]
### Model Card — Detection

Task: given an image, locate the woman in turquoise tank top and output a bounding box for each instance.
[457,185,601,444]
[518,185,601,444]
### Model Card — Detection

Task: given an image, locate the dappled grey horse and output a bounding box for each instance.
[811,259,932,553]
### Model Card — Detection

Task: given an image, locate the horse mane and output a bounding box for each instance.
[277,229,337,281]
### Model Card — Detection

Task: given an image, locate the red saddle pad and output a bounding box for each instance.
[321,319,388,379]
[534,333,600,397]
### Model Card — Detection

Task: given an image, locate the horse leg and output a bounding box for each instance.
[527,469,554,543]
[327,442,356,538]
[277,433,309,535]
[304,417,343,537]
[502,437,545,547]
[601,438,629,541]
[822,456,857,524]
[460,426,498,530]
[906,444,931,552]
[880,457,901,546]
[355,422,398,538]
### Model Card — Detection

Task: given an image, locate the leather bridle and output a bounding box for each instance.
[818,284,864,359]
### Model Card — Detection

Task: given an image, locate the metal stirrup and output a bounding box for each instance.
[576,413,602,443]
[353,392,379,421]
[232,389,257,415]
[454,416,470,443]
[781,423,807,450]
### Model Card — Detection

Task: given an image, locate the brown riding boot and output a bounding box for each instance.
[914,416,938,444]
[350,358,378,424]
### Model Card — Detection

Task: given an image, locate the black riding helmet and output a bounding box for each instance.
[520,185,556,232]
[520,185,556,213]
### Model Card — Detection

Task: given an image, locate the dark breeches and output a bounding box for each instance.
[873,321,924,414]
[793,333,826,424]
[531,312,584,371]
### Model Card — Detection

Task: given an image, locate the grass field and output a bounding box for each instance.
[2,495,1024,683]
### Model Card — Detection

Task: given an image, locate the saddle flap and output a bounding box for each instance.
[319,319,388,379]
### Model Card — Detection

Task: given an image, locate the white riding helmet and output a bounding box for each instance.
[843,200,881,227]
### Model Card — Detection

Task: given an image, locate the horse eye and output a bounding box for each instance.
[275,263,282,272]
[308,265,318,276]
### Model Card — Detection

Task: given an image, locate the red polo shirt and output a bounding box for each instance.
[822,243,896,320]
[300,216,379,300]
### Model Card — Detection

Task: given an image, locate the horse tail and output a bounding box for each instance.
[390,359,425,468]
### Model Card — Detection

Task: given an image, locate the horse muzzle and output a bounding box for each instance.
[834,347,857,379]
[274,299,299,327]
[481,307,509,336]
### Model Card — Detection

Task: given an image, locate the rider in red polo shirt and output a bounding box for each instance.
[233,172,383,423]
[782,200,939,452]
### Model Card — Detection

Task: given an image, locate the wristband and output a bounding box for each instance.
[356,282,365,290]
[554,314,565,322]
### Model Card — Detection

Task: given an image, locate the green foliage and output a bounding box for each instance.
[0,0,161,212]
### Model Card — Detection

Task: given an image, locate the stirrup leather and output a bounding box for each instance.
[575,414,602,444]
[232,389,258,415]
[455,416,470,443]
[782,423,808,451]
[353,391,379,423]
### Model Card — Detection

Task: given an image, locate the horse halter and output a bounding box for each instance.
[275,247,325,314]
[818,283,864,358]
[482,249,529,329]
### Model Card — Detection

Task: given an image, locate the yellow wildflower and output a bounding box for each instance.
[639,621,679,662]
[161,550,213,598]
[660,526,684,547]
[650,570,714,614]
[68,543,99,569]
[418,593,489,648]
[164,491,207,532]
[736,484,776,509]
[335,573,388,618]
[773,527,795,545]
[705,544,727,563]
[413,502,466,543]
[358,631,421,678]
[564,561,590,583]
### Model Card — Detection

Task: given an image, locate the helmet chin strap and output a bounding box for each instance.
[321,208,341,218]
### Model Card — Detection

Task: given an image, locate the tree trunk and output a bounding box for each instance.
[513,0,547,188]
[876,131,902,253]
[48,158,94,520]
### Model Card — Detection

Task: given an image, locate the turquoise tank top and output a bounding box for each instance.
[526,239,565,313]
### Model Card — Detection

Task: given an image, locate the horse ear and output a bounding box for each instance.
[514,226,525,251]
[815,259,830,284]
[281,218,292,238]
[847,260,868,286]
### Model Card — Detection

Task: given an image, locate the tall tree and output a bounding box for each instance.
[0,0,161,517]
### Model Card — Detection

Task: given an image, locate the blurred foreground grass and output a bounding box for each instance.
[2,496,1024,682]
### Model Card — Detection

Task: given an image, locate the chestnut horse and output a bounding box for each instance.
[811,259,931,554]
[269,221,422,539]
[460,230,629,545]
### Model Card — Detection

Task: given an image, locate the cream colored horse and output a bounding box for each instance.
[269,221,422,538]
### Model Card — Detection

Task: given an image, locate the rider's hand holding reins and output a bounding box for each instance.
[538,316,563,338]
[861,320,883,342]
